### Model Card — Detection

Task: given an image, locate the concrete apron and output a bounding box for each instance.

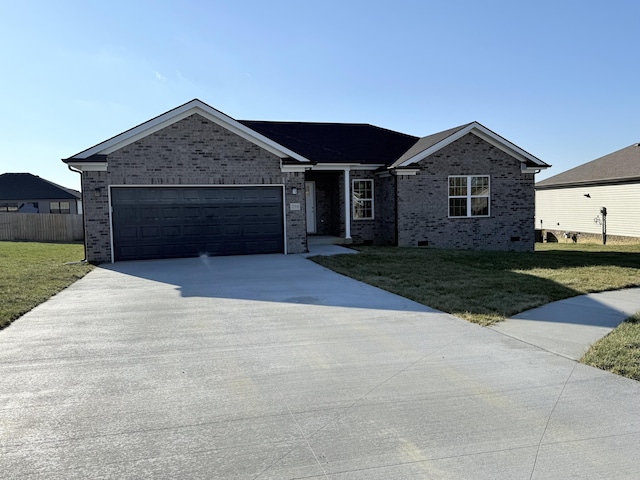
[491,287,640,360]
[1,254,639,479]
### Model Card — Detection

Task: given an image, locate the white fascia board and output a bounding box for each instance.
[64,161,107,172]
[309,163,384,171]
[376,168,419,177]
[392,168,420,176]
[521,165,548,174]
[397,122,547,168]
[70,100,310,163]
[281,164,309,172]
[471,125,547,167]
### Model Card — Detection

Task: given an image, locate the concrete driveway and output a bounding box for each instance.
[1,254,639,479]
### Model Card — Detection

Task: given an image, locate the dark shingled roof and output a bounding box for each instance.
[239,121,419,164]
[0,173,80,201]
[391,123,474,167]
[536,143,640,188]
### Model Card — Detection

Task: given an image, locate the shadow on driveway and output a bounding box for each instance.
[98,254,437,313]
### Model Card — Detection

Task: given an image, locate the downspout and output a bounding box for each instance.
[393,173,399,246]
[67,164,88,263]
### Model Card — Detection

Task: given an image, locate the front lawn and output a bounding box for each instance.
[0,242,93,329]
[581,312,640,381]
[312,243,640,326]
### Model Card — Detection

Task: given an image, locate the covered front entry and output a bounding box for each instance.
[111,186,284,261]
[304,171,343,237]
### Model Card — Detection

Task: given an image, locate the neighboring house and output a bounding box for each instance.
[536,143,640,242]
[0,173,82,214]
[62,99,549,263]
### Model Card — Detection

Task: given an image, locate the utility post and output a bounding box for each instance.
[600,207,607,245]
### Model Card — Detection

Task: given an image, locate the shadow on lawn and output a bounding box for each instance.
[442,249,640,272]
[311,246,640,325]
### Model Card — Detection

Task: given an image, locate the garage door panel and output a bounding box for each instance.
[162,226,181,237]
[138,244,160,256]
[112,186,284,261]
[161,207,181,220]
[141,226,161,238]
[183,225,203,236]
[116,226,138,240]
[203,225,224,235]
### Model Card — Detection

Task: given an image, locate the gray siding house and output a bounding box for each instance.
[0,173,82,214]
[63,99,549,263]
[536,143,640,242]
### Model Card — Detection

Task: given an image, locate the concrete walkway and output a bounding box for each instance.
[1,254,640,479]
[491,288,640,360]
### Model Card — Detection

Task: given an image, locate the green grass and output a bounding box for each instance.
[312,243,640,326]
[0,242,93,329]
[581,313,640,381]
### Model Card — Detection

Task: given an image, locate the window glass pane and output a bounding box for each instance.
[471,176,489,196]
[449,177,467,196]
[471,197,489,216]
[0,203,18,212]
[449,198,467,217]
[354,200,372,219]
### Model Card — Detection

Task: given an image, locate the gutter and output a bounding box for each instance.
[66,163,88,263]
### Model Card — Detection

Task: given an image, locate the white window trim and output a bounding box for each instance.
[352,179,374,220]
[448,175,490,218]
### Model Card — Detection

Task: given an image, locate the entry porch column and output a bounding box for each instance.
[343,167,351,240]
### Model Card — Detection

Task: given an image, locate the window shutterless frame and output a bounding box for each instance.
[448,175,490,218]
[352,179,374,220]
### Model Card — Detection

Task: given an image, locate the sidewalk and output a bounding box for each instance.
[490,287,640,360]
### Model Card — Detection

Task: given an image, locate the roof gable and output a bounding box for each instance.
[390,122,549,170]
[536,143,640,188]
[63,99,310,164]
[0,173,80,201]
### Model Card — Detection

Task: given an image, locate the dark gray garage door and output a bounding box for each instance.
[111,186,284,261]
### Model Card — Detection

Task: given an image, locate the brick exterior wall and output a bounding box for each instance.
[376,175,397,246]
[82,114,306,263]
[396,133,536,251]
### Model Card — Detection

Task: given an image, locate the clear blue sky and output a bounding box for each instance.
[1,0,639,190]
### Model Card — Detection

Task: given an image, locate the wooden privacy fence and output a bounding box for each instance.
[0,213,84,242]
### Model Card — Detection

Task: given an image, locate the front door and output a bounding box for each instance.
[305,181,316,234]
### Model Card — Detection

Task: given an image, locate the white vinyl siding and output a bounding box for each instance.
[536,183,640,238]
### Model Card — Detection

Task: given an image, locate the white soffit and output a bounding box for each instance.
[69,100,310,163]
[65,162,107,171]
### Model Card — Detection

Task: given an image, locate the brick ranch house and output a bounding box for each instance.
[62,99,549,263]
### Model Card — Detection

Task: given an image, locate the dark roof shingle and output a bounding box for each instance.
[0,173,80,201]
[239,121,419,164]
[536,143,640,188]
[391,123,473,167]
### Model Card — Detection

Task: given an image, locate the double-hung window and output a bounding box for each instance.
[448,176,490,217]
[352,179,374,220]
[50,201,70,214]
[0,203,18,212]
